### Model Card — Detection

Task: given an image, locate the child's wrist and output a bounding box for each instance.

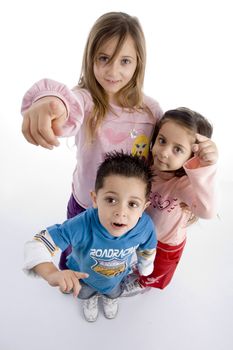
[34,262,58,280]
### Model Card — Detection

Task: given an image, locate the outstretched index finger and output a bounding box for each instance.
[74,272,89,280]
[49,100,67,136]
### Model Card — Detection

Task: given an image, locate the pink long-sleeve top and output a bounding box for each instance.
[21,79,163,208]
[147,156,217,245]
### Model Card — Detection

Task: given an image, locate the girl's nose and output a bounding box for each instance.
[107,60,118,75]
[160,148,169,158]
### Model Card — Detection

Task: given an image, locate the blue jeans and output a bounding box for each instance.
[78,281,123,300]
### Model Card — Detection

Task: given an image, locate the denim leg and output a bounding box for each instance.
[78,282,98,300]
[78,282,122,299]
[103,283,123,299]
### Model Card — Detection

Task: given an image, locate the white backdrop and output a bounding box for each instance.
[0,1,232,350]
[1,0,232,181]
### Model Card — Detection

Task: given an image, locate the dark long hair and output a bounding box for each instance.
[150,107,213,177]
[150,107,214,225]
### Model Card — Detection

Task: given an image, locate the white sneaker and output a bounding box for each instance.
[102,296,119,319]
[82,294,99,322]
[121,279,150,297]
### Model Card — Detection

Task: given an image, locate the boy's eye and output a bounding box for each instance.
[129,201,139,208]
[105,197,117,204]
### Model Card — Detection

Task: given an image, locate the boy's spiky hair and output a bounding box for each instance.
[95,151,154,198]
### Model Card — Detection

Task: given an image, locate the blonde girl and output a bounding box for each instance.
[21,12,162,269]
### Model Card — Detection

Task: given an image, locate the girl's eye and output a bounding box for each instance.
[129,201,139,208]
[121,58,131,65]
[158,136,165,145]
[97,55,109,63]
[174,146,183,154]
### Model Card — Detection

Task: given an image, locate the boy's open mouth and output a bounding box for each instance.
[112,222,126,228]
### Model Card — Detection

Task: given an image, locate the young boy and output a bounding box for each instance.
[23,152,157,322]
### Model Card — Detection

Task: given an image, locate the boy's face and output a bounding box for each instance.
[91,175,150,237]
[152,120,195,171]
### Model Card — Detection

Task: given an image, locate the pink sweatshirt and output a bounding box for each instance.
[147,157,217,245]
[21,79,163,208]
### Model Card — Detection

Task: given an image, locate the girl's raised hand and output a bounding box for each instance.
[192,133,218,166]
[22,96,67,149]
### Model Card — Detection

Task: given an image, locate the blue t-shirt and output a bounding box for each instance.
[47,208,156,294]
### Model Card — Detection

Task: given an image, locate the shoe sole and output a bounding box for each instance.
[121,287,151,297]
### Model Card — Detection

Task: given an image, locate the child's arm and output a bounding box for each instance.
[135,217,157,276]
[136,248,156,276]
[23,230,88,297]
[180,134,218,218]
[33,262,88,298]
[21,79,86,149]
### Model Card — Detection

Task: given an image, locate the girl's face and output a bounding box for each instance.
[93,35,137,104]
[152,120,196,171]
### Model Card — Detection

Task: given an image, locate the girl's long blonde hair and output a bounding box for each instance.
[78,12,146,142]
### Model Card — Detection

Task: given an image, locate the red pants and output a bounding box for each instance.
[139,239,186,289]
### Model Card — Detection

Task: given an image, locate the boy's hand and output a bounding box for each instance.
[192,133,218,166]
[22,96,67,149]
[47,270,89,298]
